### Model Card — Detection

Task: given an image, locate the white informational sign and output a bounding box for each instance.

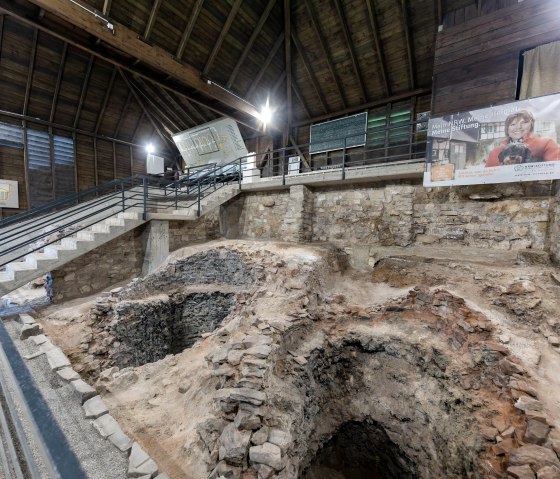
[172,117,249,168]
[288,156,300,175]
[242,153,256,184]
[146,154,165,174]
[424,93,560,186]
[0,179,19,209]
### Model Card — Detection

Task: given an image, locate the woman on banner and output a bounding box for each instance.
[485,110,560,167]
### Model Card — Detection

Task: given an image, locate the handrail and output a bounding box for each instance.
[0,120,426,272]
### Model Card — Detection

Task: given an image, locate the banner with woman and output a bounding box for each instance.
[424,93,560,186]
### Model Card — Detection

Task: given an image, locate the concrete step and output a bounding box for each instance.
[6,261,37,281]
[25,252,58,268]
[0,271,15,283]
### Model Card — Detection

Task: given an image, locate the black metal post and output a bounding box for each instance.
[174,180,178,209]
[121,181,125,212]
[342,137,347,180]
[282,147,286,186]
[197,181,201,217]
[238,158,242,189]
[142,176,148,220]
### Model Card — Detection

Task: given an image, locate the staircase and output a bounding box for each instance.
[0,211,145,295]
[0,173,243,297]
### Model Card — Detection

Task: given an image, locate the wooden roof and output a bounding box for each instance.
[0,0,519,153]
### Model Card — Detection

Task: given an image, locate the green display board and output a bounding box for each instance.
[310,112,367,154]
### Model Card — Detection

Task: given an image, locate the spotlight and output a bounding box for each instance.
[146,143,155,154]
[260,100,272,125]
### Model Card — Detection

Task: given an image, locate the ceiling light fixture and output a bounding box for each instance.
[146,143,155,154]
[68,0,115,34]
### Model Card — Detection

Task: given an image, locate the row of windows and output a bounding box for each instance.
[0,122,75,171]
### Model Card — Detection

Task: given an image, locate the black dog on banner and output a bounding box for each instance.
[497,143,532,165]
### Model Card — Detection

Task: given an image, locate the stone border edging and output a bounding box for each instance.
[18,312,170,479]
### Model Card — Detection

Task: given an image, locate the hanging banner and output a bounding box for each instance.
[424,93,560,186]
[172,117,248,168]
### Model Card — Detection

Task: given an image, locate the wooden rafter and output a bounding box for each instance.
[437,0,443,25]
[303,0,346,108]
[118,68,174,152]
[399,0,415,90]
[271,70,286,97]
[366,0,391,96]
[292,81,311,119]
[102,0,112,16]
[172,92,208,125]
[226,0,276,89]
[291,32,328,114]
[203,0,242,76]
[129,78,178,134]
[175,0,204,60]
[94,67,117,134]
[73,54,94,129]
[136,79,187,131]
[332,0,367,103]
[25,0,260,120]
[143,0,162,41]
[284,0,291,134]
[159,88,196,128]
[49,42,68,123]
[246,32,284,99]
[131,111,145,142]
[0,6,263,132]
[0,15,4,54]
[292,87,430,127]
[113,90,132,138]
[23,29,38,116]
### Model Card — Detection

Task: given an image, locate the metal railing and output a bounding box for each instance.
[0,121,426,269]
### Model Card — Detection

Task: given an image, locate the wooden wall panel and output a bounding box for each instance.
[75,134,96,192]
[432,0,560,115]
[132,146,147,176]
[115,143,132,179]
[0,117,26,217]
[96,139,114,184]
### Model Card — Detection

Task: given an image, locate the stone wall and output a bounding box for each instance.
[228,191,290,239]
[113,292,236,368]
[50,227,146,303]
[222,180,556,263]
[169,211,220,251]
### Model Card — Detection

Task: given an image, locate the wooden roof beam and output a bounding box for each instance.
[142,0,162,42]
[130,78,180,134]
[102,0,112,17]
[113,89,132,138]
[131,111,145,142]
[292,81,311,119]
[168,91,206,125]
[246,32,284,99]
[158,87,196,128]
[291,32,328,114]
[26,0,260,120]
[118,68,175,153]
[303,0,346,108]
[203,0,242,76]
[399,0,415,90]
[227,0,276,89]
[73,54,94,129]
[137,79,190,130]
[23,29,38,116]
[49,42,68,123]
[175,0,204,60]
[366,0,391,96]
[94,67,117,134]
[332,0,367,103]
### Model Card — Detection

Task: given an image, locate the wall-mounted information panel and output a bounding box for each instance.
[310,112,367,154]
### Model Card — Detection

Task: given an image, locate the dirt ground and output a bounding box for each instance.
[7,239,560,478]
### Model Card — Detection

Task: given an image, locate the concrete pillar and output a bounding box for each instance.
[281,185,313,242]
[142,220,169,275]
[547,180,560,263]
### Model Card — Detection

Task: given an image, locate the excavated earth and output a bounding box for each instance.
[35,239,560,479]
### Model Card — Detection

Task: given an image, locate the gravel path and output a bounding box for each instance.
[2,318,128,479]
